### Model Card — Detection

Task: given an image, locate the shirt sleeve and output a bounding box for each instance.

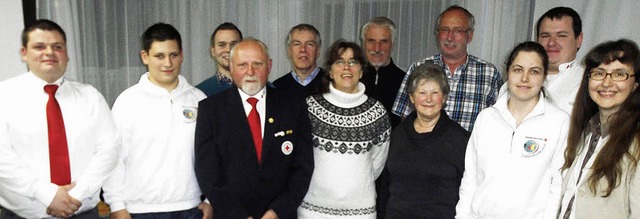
[455,120,480,219]
[629,149,640,218]
[371,110,391,179]
[486,67,504,108]
[0,113,59,207]
[101,97,130,212]
[67,89,121,203]
[392,64,415,117]
[544,115,569,219]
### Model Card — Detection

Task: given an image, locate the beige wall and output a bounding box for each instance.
[0,0,26,81]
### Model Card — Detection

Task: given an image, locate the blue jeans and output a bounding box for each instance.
[131,207,202,219]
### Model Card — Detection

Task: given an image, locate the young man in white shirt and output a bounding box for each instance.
[103,23,212,219]
[0,19,120,219]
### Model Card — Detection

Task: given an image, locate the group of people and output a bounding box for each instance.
[0,4,638,219]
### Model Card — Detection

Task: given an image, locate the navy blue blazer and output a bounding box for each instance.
[195,86,313,219]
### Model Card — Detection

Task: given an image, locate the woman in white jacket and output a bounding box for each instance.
[456,42,569,219]
[558,39,640,219]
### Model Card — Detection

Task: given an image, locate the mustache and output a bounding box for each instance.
[243,76,260,81]
[442,41,457,47]
[369,51,386,55]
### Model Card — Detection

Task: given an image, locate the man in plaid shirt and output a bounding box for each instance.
[392,5,503,131]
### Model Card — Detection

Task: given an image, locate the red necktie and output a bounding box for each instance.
[247,97,262,163]
[44,85,71,185]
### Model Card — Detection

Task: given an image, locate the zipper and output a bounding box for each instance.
[374,71,379,85]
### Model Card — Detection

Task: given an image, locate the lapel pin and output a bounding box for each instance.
[268,118,274,123]
[274,131,285,137]
[286,130,293,134]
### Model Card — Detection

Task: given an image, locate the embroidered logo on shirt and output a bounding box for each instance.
[182,107,197,123]
[522,136,547,158]
[524,140,539,153]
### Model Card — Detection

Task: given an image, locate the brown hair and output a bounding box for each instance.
[564,39,640,196]
[21,19,66,47]
[321,39,368,93]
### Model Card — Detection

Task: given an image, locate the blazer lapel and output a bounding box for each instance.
[261,87,278,162]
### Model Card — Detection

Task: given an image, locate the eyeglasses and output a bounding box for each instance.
[436,27,471,36]
[334,59,360,67]
[588,69,635,81]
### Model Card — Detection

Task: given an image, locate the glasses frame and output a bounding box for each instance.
[436,27,471,36]
[588,69,636,82]
[333,59,360,67]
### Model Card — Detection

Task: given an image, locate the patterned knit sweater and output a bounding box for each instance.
[299,83,391,218]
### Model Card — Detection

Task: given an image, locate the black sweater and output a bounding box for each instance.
[383,111,470,218]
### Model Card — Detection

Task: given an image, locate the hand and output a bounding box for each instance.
[198,202,213,219]
[46,183,81,218]
[260,209,278,219]
[110,209,132,219]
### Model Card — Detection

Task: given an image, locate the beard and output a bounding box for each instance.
[239,76,264,96]
[368,51,388,68]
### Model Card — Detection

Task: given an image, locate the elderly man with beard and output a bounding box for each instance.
[360,16,405,129]
[195,38,313,219]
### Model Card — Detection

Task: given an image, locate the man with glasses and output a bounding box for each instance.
[392,5,503,131]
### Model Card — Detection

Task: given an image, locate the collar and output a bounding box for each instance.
[376,58,398,71]
[588,113,609,138]
[216,70,232,84]
[558,60,578,72]
[237,86,267,102]
[291,66,320,86]
[324,82,367,108]
[27,71,65,94]
[139,72,189,95]
[494,91,547,128]
[435,54,470,72]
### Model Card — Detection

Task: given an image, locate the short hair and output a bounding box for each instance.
[435,5,475,33]
[142,23,182,52]
[229,37,271,61]
[285,23,321,48]
[211,22,243,48]
[321,39,369,93]
[505,41,549,77]
[536,7,582,38]
[21,19,66,47]
[407,64,450,98]
[360,16,396,44]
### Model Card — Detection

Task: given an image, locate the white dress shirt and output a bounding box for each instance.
[238,87,267,138]
[0,72,120,218]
